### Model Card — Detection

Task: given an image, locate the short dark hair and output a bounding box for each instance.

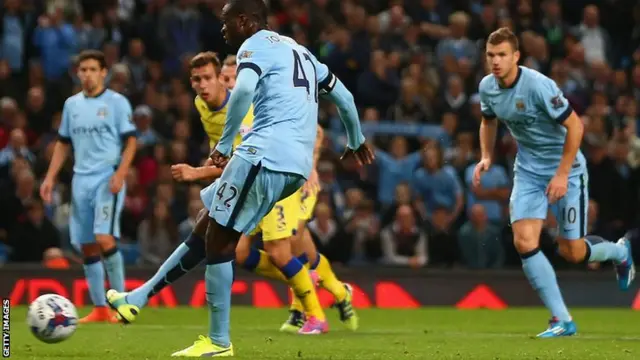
[77,50,107,69]
[229,0,268,26]
[223,55,236,67]
[487,27,519,51]
[189,52,222,75]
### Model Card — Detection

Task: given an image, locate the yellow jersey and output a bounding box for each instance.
[194,91,254,150]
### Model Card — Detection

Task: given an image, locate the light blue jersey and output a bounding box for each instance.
[209,29,365,236]
[59,89,135,245]
[230,30,324,179]
[480,67,588,239]
[59,89,136,175]
[479,66,586,178]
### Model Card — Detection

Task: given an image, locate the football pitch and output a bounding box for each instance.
[8,307,640,359]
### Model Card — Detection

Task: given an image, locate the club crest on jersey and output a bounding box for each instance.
[238,51,253,60]
[515,100,525,112]
[97,107,108,118]
[551,95,564,109]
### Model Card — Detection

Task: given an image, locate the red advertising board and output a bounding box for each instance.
[0,266,637,308]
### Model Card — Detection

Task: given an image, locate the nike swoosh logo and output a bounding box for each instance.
[202,348,231,356]
[215,206,225,212]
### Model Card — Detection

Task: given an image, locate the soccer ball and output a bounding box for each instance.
[27,294,78,344]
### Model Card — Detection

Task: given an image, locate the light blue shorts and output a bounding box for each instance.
[509,171,588,240]
[200,155,305,235]
[70,171,126,246]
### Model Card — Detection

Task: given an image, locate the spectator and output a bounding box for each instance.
[381,182,426,227]
[159,0,201,75]
[32,8,77,81]
[0,0,33,74]
[0,168,37,241]
[412,142,464,225]
[179,199,203,242]
[436,11,477,66]
[137,200,178,265]
[426,207,458,267]
[344,199,382,265]
[357,50,400,114]
[134,104,159,148]
[7,198,61,263]
[0,128,35,167]
[308,202,346,263]
[381,204,428,268]
[388,77,430,123]
[464,160,510,225]
[458,204,504,269]
[373,136,422,207]
[572,5,612,65]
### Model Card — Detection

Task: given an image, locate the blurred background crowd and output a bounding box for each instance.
[0,0,639,271]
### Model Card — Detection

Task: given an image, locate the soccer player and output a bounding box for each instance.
[219,55,237,89]
[212,53,359,333]
[40,50,136,323]
[220,53,358,331]
[107,50,357,337]
[110,51,329,334]
[275,125,359,333]
[476,27,634,338]
[186,0,372,355]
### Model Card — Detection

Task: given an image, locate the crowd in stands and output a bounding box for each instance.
[1,0,639,270]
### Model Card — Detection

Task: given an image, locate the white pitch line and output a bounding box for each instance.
[94,324,640,341]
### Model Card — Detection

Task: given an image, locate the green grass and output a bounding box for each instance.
[8,307,640,359]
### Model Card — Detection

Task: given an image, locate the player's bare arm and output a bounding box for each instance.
[40,140,71,204]
[172,163,223,182]
[473,116,498,187]
[318,73,374,166]
[303,125,324,193]
[111,135,137,193]
[546,111,583,203]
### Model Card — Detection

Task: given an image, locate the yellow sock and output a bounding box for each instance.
[284,261,325,321]
[289,253,310,312]
[253,250,287,282]
[314,254,347,302]
[289,289,304,312]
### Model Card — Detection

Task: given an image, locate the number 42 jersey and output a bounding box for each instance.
[234,30,332,180]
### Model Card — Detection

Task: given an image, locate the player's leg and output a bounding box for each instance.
[510,174,574,338]
[280,223,312,333]
[286,189,355,330]
[260,196,327,334]
[70,178,114,323]
[94,180,127,295]
[551,173,634,290]
[173,157,280,356]
[237,190,327,334]
[106,208,209,323]
[235,232,286,282]
[294,223,358,331]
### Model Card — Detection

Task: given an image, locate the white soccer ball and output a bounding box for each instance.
[27,294,78,344]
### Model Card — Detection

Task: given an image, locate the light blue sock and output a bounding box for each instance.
[83,256,106,307]
[103,248,125,292]
[586,235,627,263]
[521,249,571,322]
[206,260,233,348]
[126,234,206,308]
